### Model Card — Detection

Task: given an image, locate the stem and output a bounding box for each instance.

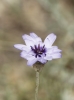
[35,71,39,100]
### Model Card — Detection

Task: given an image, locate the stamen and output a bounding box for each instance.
[35,54,37,58]
[31,44,46,58]
[35,45,37,50]
[38,44,40,50]
[30,46,33,50]
[38,55,41,57]
[43,45,45,48]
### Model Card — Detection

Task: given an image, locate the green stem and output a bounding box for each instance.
[35,71,39,100]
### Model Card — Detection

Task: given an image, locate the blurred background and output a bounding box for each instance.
[0,0,74,100]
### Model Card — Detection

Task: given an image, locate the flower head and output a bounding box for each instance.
[14,33,62,66]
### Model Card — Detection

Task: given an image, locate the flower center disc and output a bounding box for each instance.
[31,44,46,58]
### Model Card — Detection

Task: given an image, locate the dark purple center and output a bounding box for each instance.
[31,44,46,58]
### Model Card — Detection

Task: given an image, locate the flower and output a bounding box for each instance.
[14,33,62,66]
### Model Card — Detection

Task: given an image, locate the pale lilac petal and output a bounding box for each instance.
[36,37,42,43]
[22,34,34,41]
[20,50,35,60]
[20,51,27,59]
[52,46,62,52]
[44,33,56,48]
[38,58,47,64]
[27,57,38,66]
[53,48,62,53]
[22,34,35,46]
[30,33,42,43]
[52,53,62,59]
[52,46,58,49]
[45,47,62,60]
[46,46,62,54]
[25,40,34,47]
[14,44,28,51]
[30,32,38,38]
[22,34,42,46]
[44,56,52,60]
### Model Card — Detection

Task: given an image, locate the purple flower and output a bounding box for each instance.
[14,33,62,66]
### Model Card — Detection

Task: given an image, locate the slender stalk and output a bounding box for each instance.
[35,71,39,100]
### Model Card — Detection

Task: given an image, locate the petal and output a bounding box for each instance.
[44,33,56,48]
[36,37,42,43]
[22,34,42,46]
[30,33,42,43]
[53,48,62,53]
[52,53,62,59]
[46,46,62,54]
[20,51,34,60]
[25,39,34,47]
[52,46,58,49]
[44,56,52,60]
[22,34,34,41]
[27,57,38,66]
[20,51,27,59]
[52,46,62,52]
[38,58,47,64]
[14,44,28,51]
[30,32,38,38]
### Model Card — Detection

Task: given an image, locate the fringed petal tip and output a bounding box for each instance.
[44,33,57,48]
